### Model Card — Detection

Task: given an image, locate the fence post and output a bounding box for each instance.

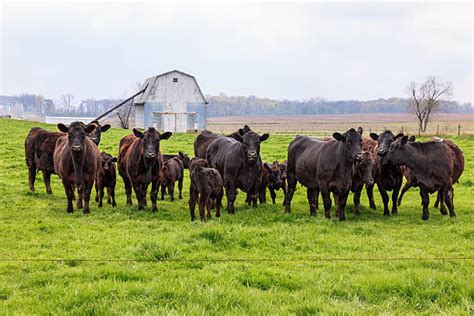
[401,126,404,134]
[418,127,421,136]
[458,124,461,137]
[436,125,439,136]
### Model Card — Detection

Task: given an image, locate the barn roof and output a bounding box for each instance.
[133,70,208,105]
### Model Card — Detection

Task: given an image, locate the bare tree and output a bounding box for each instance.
[407,76,453,133]
[60,94,75,114]
[116,81,143,129]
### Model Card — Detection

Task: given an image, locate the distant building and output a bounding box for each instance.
[133,70,208,132]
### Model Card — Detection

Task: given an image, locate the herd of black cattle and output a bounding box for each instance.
[24,121,464,222]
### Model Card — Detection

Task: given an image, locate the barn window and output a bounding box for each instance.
[173,78,178,83]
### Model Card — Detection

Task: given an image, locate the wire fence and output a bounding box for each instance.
[0,256,472,264]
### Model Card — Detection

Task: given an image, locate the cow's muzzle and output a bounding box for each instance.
[71,145,82,152]
[247,151,258,160]
[145,152,156,159]
[355,153,364,161]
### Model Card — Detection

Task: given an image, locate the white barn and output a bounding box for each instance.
[133,70,208,132]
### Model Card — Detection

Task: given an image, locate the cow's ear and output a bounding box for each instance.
[231,133,243,142]
[57,123,68,133]
[400,135,409,146]
[394,133,404,140]
[159,132,172,140]
[357,127,363,135]
[179,151,184,157]
[84,124,96,134]
[260,134,269,142]
[333,132,346,142]
[238,128,245,136]
[101,124,111,132]
[133,128,144,138]
[408,135,416,142]
[263,163,271,171]
[369,133,379,140]
[112,157,117,163]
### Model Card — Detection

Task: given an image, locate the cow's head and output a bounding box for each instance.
[264,161,283,189]
[354,151,375,186]
[133,127,172,161]
[58,122,95,153]
[232,130,270,164]
[370,130,403,157]
[333,127,364,162]
[100,152,117,172]
[178,151,191,168]
[384,135,409,166]
[82,120,111,145]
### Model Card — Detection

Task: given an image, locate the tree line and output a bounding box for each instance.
[0,91,472,118]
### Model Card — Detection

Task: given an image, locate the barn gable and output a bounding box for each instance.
[133,70,207,132]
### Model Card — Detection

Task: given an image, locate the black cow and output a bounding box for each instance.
[369,131,404,216]
[118,128,172,211]
[286,128,363,221]
[188,158,224,222]
[53,122,100,214]
[384,136,458,220]
[95,152,117,208]
[207,130,269,214]
[258,160,287,205]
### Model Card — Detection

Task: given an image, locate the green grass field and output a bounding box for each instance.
[0,119,473,314]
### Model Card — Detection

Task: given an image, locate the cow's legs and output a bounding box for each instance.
[28,164,36,192]
[109,186,116,207]
[337,191,349,221]
[307,188,317,216]
[168,183,175,201]
[285,174,297,213]
[397,181,413,206]
[95,181,99,202]
[123,176,133,206]
[77,185,84,209]
[206,198,212,220]
[98,185,105,208]
[259,186,266,204]
[366,184,376,210]
[199,192,211,222]
[282,182,287,206]
[64,181,74,213]
[189,187,198,221]
[353,185,363,216]
[178,176,183,199]
[434,191,441,208]
[377,184,390,216]
[83,182,93,214]
[391,185,400,215]
[419,186,430,221]
[438,190,447,215]
[150,180,158,212]
[225,183,237,214]
[270,188,277,204]
[215,191,223,218]
[320,184,332,219]
[445,188,455,217]
[160,182,166,200]
[133,183,146,210]
[44,171,53,195]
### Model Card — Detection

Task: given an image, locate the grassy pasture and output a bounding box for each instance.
[0,118,473,314]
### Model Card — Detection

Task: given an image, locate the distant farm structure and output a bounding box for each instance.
[132,70,208,132]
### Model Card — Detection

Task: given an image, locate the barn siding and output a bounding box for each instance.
[134,71,207,132]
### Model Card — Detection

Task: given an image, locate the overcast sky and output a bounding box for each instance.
[0,2,472,103]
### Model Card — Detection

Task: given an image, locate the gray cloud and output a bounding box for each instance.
[1,2,472,102]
